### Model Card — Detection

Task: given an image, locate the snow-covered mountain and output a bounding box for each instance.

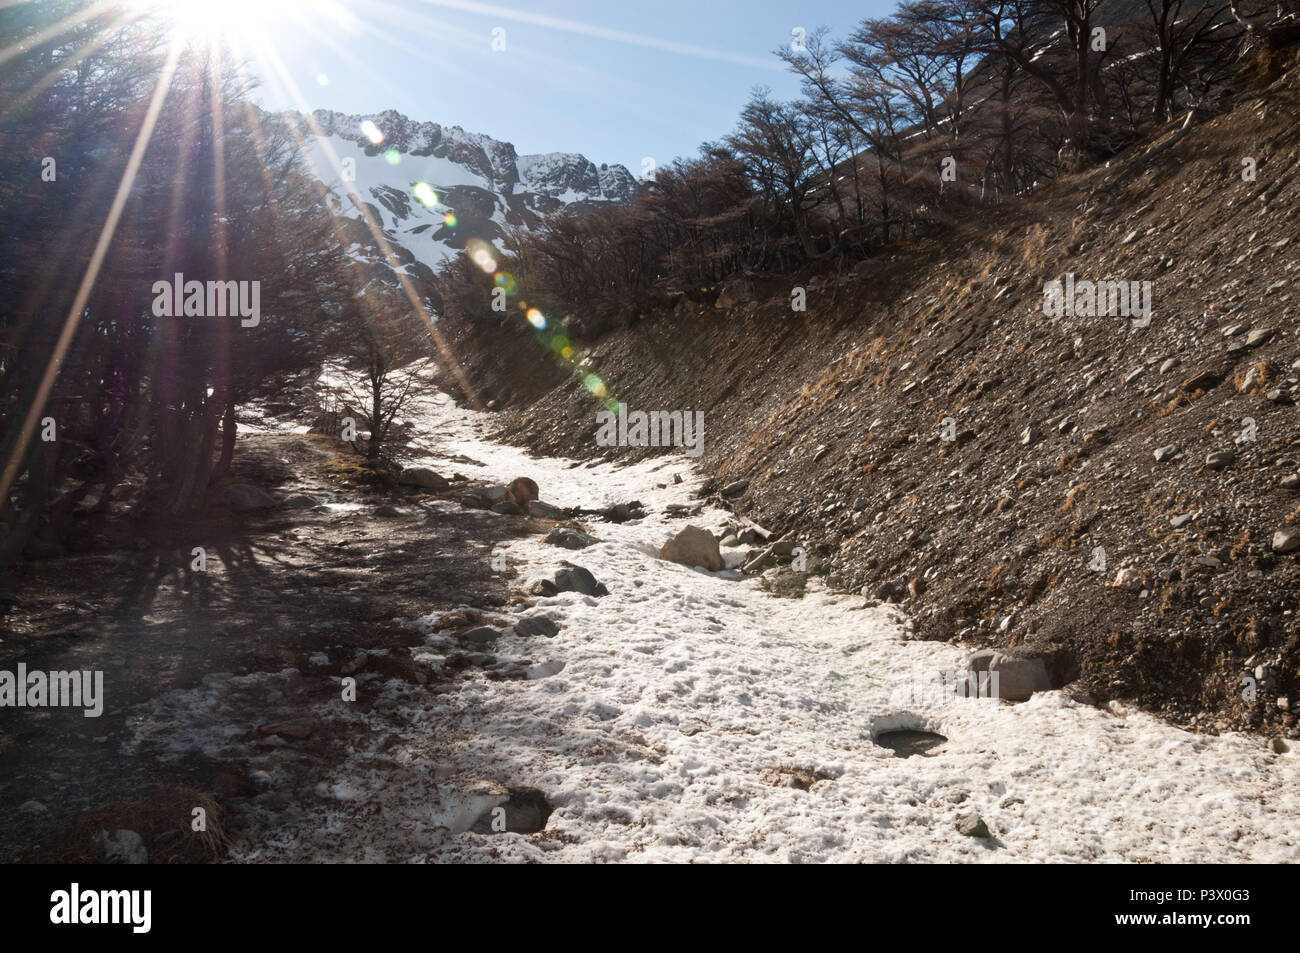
[296,108,639,281]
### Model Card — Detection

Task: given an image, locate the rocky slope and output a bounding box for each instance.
[490,54,1300,735]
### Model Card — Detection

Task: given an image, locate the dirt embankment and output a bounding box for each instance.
[493,61,1300,735]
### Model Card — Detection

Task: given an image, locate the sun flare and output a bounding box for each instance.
[131,0,311,44]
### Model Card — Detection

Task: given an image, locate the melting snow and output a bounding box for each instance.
[124,370,1300,862]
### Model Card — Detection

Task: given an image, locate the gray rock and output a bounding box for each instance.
[544,526,596,549]
[99,828,148,865]
[491,501,522,515]
[375,504,403,517]
[1280,474,1300,490]
[720,480,750,499]
[463,626,501,645]
[398,467,449,491]
[1246,327,1275,348]
[221,484,278,511]
[1182,368,1223,392]
[554,565,608,596]
[1272,529,1300,554]
[515,615,560,638]
[17,800,48,815]
[956,813,991,839]
[1153,444,1178,463]
[659,524,725,571]
[1205,450,1235,470]
[281,493,320,509]
[527,500,566,520]
[968,649,1052,701]
[532,565,608,597]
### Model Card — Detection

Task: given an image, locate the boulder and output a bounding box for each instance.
[545,526,596,549]
[221,484,278,511]
[527,500,566,520]
[531,565,608,597]
[720,480,750,499]
[955,813,991,839]
[515,616,560,638]
[967,648,1053,702]
[463,626,501,645]
[659,525,725,571]
[398,467,449,491]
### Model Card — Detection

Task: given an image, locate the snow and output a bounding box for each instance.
[123,368,1300,862]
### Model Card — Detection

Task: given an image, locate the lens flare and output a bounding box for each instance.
[413,182,438,206]
[526,307,546,329]
[583,373,607,398]
[443,212,458,227]
[494,272,517,295]
[360,120,384,144]
[466,238,497,273]
[384,148,401,165]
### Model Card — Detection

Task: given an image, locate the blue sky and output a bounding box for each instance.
[245,0,894,171]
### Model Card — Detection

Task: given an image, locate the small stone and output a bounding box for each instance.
[99,829,148,865]
[1245,327,1275,348]
[397,467,449,491]
[1205,450,1235,470]
[660,525,725,572]
[720,480,750,498]
[1154,444,1178,463]
[1112,567,1143,591]
[1272,529,1300,554]
[955,813,991,838]
[545,526,596,549]
[527,500,566,520]
[463,626,501,645]
[515,616,559,638]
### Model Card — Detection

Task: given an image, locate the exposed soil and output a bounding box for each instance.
[491,59,1300,736]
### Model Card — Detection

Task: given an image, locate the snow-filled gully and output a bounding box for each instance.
[129,380,1300,862]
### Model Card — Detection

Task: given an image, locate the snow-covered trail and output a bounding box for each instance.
[390,381,1300,863]
[128,374,1300,862]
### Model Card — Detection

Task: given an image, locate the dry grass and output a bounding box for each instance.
[26,785,228,864]
[1057,483,1090,513]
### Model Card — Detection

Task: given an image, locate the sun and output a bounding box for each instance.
[132,0,309,43]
